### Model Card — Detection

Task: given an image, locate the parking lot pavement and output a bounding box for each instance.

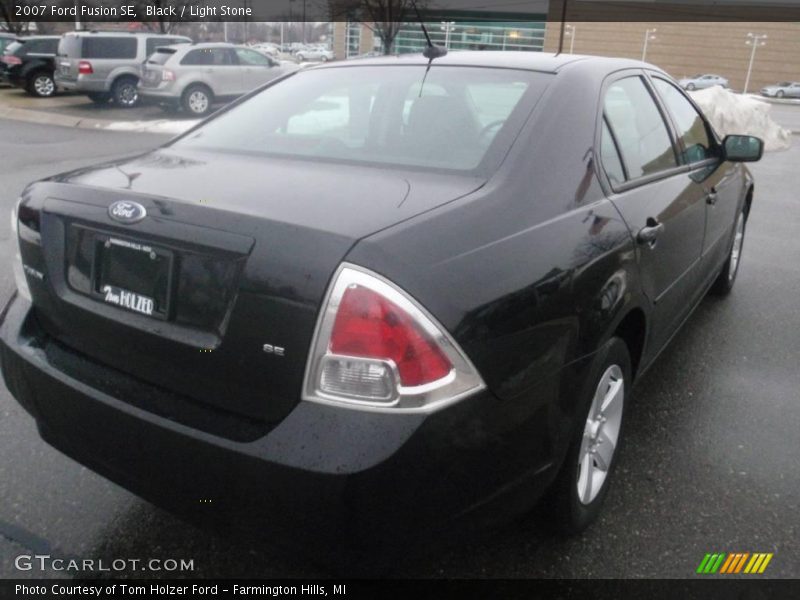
[0,116,798,579]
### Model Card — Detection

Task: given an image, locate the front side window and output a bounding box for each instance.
[174,66,547,173]
[652,78,715,164]
[603,76,677,180]
[235,48,271,66]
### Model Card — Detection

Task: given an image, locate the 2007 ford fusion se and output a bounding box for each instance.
[2,52,761,552]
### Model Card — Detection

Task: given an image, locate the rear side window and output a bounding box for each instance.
[652,78,715,164]
[24,39,58,54]
[81,37,137,59]
[181,48,236,66]
[604,76,677,180]
[600,119,626,186]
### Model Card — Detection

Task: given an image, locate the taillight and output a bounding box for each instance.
[78,60,93,74]
[1,55,22,66]
[162,69,175,81]
[303,264,485,412]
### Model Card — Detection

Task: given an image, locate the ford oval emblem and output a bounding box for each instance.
[108,201,146,224]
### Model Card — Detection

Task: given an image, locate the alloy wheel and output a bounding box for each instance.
[188,91,209,114]
[577,364,624,505]
[34,75,55,97]
[118,83,138,107]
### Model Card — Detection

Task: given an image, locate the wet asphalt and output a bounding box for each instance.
[0,115,798,579]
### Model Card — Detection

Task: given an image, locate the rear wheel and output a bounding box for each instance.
[549,337,631,534]
[182,84,213,117]
[87,92,111,104]
[710,207,747,296]
[686,82,696,91]
[27,72,56,97]
[112,76,139,108]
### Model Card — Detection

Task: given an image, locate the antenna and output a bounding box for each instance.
[556,0,569,56]
[410,0,447,60]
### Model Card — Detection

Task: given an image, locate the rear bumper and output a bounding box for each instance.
[0,294,557,552]
[55,75,107,93]
[138,85,180,101]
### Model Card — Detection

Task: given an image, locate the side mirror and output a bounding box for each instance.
[722,135,764,162]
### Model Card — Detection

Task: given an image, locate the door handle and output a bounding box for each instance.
[637,219,664,246]
[706,187,718,205]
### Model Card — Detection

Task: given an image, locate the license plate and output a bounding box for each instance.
[93,236,173,318]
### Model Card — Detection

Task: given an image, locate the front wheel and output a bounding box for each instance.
[27,72,56,97]
[776,90,785,98]
[548,337,631,534]
[686,83,696,91]
[710,208,747,296]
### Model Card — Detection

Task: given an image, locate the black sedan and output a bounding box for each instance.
[1,52,762,556]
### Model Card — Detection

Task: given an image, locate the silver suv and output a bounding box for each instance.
[55,31,191,107]
[139,43,293,116]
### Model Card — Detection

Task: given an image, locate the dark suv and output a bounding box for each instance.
[0,36,60,97]
[55,31,191,107]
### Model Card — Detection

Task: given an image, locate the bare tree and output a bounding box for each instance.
[0,0,33,34]
[330,0,420,55]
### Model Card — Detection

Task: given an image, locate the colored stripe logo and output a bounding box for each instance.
[697,552,773,574]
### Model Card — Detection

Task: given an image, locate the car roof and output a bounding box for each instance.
[313,51,655,75]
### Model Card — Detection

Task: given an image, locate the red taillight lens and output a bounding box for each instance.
[330,285,452,387]
[78,60,93,74]
[162,69,175,81]
[1,55,22,66]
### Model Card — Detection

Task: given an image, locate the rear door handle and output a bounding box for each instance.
[637,219,664,246]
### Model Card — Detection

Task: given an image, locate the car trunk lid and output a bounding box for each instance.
[23,149,484,430]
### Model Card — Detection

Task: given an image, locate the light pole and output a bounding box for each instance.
[744,32,767,94]
[564,24,575,54]
[440,21,456,49]
[641,28,657,61]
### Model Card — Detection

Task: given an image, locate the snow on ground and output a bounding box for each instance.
[101,119,200,135]
[689,86,792,152]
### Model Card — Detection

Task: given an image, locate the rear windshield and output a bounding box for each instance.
[174,65,549,173]
[81,36,137,59]
[147,48,176,65]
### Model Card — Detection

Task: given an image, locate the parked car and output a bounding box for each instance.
[55,31,191,107]
[678,73,729,91]
[760,81,800,98]
[295,45,334,62]
[139,43,293,116]
[0,35,59,97]
[3,52,762,557]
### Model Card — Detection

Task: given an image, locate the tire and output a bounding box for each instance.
[710,206,747,296]
[548,337,631,534]
[321,55,329,62]
[776,90,785,98]
[87,92,111,104]
[686,83,696,91]
[297,54,305,62]
[27,71,56,97]
[112,76,139,108]
[181,84,213,117]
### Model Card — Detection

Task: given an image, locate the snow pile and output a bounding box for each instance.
[101,119,200,135]
[689,86,791,152]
